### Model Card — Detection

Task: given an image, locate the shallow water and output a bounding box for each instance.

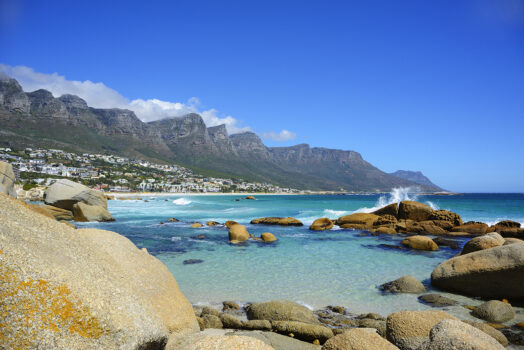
[80,192,524,316]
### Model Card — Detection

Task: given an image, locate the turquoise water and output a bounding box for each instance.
[80,191,524,315]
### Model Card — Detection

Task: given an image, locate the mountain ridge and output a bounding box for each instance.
[0,77,442,191]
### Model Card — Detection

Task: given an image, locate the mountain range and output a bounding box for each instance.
[0,77,442,191]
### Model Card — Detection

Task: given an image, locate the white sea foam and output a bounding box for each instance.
[353,187,421,213]
[173,198,191,205]
[171,236,182,241]
[323,209,349,217]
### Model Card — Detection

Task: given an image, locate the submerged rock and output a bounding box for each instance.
[183,259,204,265]
[418,294,457,307]
[401,236,439,251]
[261,232,277,242]
[251,217,304,226]
[381,276,426,294]
[310,218,334,231]
[247,300,319,324]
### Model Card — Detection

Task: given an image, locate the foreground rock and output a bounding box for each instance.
[271,321,333,343]
[471,300,515,323]
[418,319,504,350]
[381,276,426,294]
[431,243,524,299]
[229,224,250,243]
[28,203,74,221]
[44,178,107,210]
[401,236,438,251]
[462,321,509,347]
[247,300,320,324]
[322,328,399,350]
[166,329,275,350]
[460,232,504,255]
[231,330,320,350]
[386,310,457,350]
[0,194,198,349]
[261,232,277,242]
[251,217,304,226]
[73,202,114,222]
[336,213,379,230]
[0,161,16,197]
[310,218,334,231]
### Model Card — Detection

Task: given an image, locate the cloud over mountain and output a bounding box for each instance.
[262,129,297,142]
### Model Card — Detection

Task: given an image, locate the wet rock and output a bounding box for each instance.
[247,300,319,324]
[261,232,277,242]
[398,201,434,222]
[358,313,385,321]
[220,313,243,329]
[310,218,334,231]
[495,220,521,229]
[374,226,398,234]
[207,221,220,226]
[271,320,334,343]
[202,314,223,329]
[401,236,439,251]
[245,196,256,200]
[462,320,509,347]
[373,203,399,217]
[251,217,304,226]
[460,232,505,255]
[229,224,250,243]
[183,259,204,265]
[471,300,515,323]
[328,306,346,314]
[223,301,241,311]
[225,220,238,228]
[381,276,426,294]
[432,237,460,250]
[322,328,398,349]
[168,217,179,222]
[242,320,272,331]
[190,222,204,228]
[201,306,221,317]
[418,294,457,307]
[336,213,379,230]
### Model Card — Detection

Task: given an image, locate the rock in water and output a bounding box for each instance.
[271,321,333,343]
[247,300,320,324]
[460,232,505,255]
[0,161,16,197]
[431,243,524,299]
[0,194,199,349]
[372,203,399,217]
[260,232,277,242]
[44,179,107,210]
[228,224,250,243]
[418,294,457,307]
[471,300,515,323]
[73,202,114,222]
[418,319,505,350]
[251,217,304,226]
[322,328,399,350]
[401,236,439,251]
[380,275,426,294]
[336,213,379,230]
[398,201,434,221]
[310,218,334,231]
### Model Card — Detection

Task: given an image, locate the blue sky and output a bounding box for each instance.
[1,0,523,192]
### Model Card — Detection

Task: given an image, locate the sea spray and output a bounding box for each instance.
[173,198,191,205]
[354,186,423,213]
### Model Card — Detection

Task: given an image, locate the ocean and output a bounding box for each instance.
[78,190,524,317]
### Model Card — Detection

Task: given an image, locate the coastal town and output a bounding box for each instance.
[0,146,300,194]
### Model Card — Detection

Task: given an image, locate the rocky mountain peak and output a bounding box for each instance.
[59,94,89,110]
[27,89,68,119]
[0,78,30,113]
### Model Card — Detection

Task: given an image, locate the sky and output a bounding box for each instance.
[0,0,523,192]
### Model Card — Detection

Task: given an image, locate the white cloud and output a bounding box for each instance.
[0,63,250,134]
[262,129,297,142]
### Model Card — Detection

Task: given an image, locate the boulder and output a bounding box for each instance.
[452,223,488,235]
[430,243,524,299]
[322,328,399,350]
[242,320,272,331]
[432,237,460,250]
[261,232,277,242]
[223,301,241,311]
[228,224,250,243]
[310,218,334,231]
[418,319,504,350]
[380,276,426,294]
[460,232,505,255]
[416,222,448,235]
[373,203,399,217]
[504,237,523,245]
[401,236,439,251]
[356,319,387,337]
[495,220,521,229]
[230,330,321,350]
[497,227,524,239]
[168,217,179,222]
[245,196,256,200]
[36,204,74,221]
[462,321,509,347]
[247,300,319,324]
[220,313,243,329]
[375,214,398,226]
[398,201,434,222]
[0,194,198,349]
[190,222,204,228]
[166,329,275,350]
[0,161,16,197]
[336,213,379,230]
[201,306,220,317]
[44,179,107,210]
[418,294,457,307]
[471,300,515,323]
[428,210,463,226]
[202,314,223,329]
[225,220,238,228]
[73,202,114,222]
[386,310,457,350]
[271,320,333,343]
[207,221,219,226]
[374,226,398,234]
[251,217,304,226]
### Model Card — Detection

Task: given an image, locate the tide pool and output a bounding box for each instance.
[79,191,524,315]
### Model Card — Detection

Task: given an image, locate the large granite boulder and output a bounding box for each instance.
[451,222,489,235]
[73,202,114,222]
[228,224,250,243]
[386,310,457,350]
[251,217,303,226]
[260,232,277,242]
[166,329,275,350]
[398,201,434,222]
[336,213,379,230]
[0,161,16,197]
[373,203,399,217]
[417,319,504,350]
[462,321,508,347]
[322,328,399,350]
[230,330,321,350]
[471,300,515,323]
[428,210,463,226]
[37,204,74,221]
[247,300,319,324]
[0,194,199,349]
[45,179,107,210]
[380,276,426,294]
[431,243,524,299]
[271,320,333,343]
[460,232,504,255]
[401,236,439,251]
[310,218,334,231]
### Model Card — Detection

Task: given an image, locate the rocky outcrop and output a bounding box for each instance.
[401,236,438,251]
[322,328,399,350]
[73,202,114,222]
[386,310,457,350]
[451,222,489,235]
[310,218,334,231]
[0,194,198,349]
[398,201,434,221]
[0,77,30,113]
[45,179,107,210]
[36,204,74,221]
[247,300,319,324]
[417,294,457,307]
[251,217,304,226]
[0,161,16,197]
[261,232,277,242]
[373,203,399,217]
[229,224,250,243]
[418,319,504,350]
[380,276,426,294]
[460,232,505,255]
[336,213,379,230]
[471,300,515,323]
[431,243,524,299]
[271,321,333,343]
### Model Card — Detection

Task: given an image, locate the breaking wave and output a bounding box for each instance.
[354,187,438,213]
[173,198,191,205]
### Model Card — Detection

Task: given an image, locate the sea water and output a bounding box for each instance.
[79,191,524,315]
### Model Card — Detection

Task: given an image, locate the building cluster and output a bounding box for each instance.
[0,147,299,193]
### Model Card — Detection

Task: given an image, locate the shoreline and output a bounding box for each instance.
[109,191,463,197]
